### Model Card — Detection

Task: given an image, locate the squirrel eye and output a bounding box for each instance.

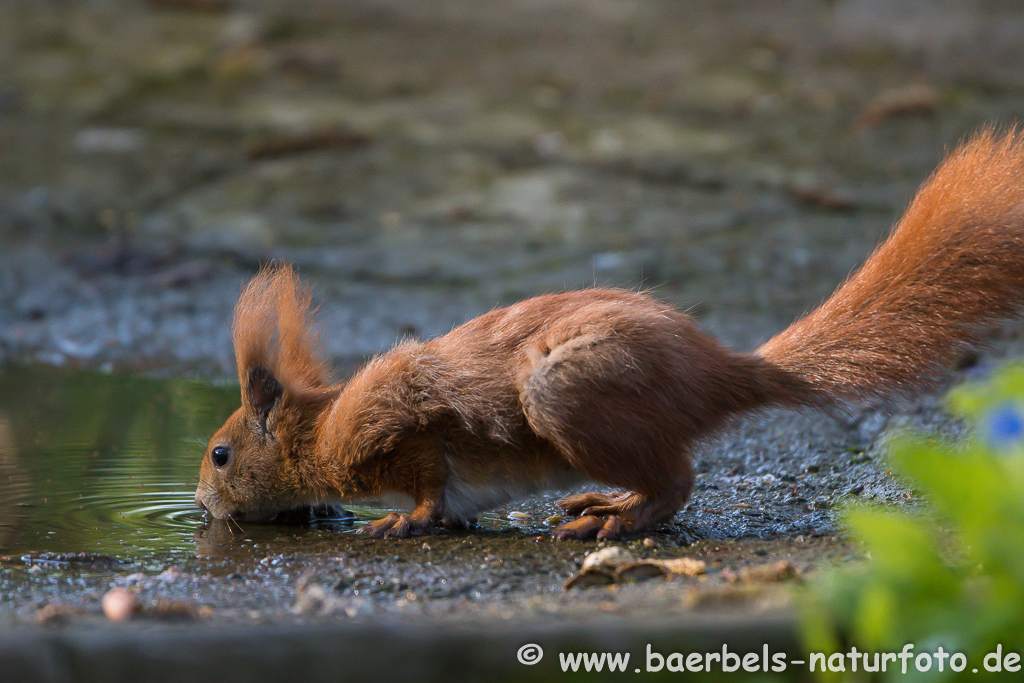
[211,446,231,468]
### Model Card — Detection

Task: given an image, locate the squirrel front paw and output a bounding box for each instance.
[359,512,436,538]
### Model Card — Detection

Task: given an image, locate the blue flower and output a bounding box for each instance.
[985,402,1024,449]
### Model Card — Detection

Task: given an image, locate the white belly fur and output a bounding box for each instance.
[442,465,587,522]
[329,467,587,522]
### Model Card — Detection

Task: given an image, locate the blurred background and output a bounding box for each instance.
[2,0,1023,378]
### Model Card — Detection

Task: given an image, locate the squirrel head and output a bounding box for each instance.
[196,265,336,522]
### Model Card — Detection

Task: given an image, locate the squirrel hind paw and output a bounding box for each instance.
[554,489,681,539]
[552,514,606,540]
[552,514,629,540]
[556,491,627,516]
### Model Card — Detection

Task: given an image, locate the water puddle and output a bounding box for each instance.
[0,365,236,564]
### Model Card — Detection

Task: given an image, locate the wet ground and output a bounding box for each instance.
[3,0,1024,679]
[0,363,882,628]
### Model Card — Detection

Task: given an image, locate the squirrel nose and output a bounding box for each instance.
[195,492,207,512]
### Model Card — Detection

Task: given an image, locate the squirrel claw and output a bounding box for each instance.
[551,514,606,540]
[361,512,435,538]
[552,514,631,541]
[595,515,626,540]
[359,512,401,537]
[385,516,432,537]
[557,491,626,516]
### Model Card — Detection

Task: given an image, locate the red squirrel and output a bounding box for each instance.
[196,128,1024,540]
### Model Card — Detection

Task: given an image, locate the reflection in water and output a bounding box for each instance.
[0,365,238,562]
[0,417,25,551]
[193,507,356,558]
[192,519,247,559]
[193,518,241,558]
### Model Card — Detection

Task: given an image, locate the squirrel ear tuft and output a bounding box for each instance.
[246,365,283,425]
[232,264,332,396]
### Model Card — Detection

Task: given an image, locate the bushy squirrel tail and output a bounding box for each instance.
[757,127,1024,402]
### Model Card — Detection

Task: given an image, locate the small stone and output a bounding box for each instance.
[507,511,529,521]
[344,599,373,618]
[102,588,142,623]
[658,557,706,577]
[35,604,73,626]
[642,537,659,549]
[581,546,636,571]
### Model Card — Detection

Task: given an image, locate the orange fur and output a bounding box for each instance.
[197,128,1024,540]
[232,267,331,394]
